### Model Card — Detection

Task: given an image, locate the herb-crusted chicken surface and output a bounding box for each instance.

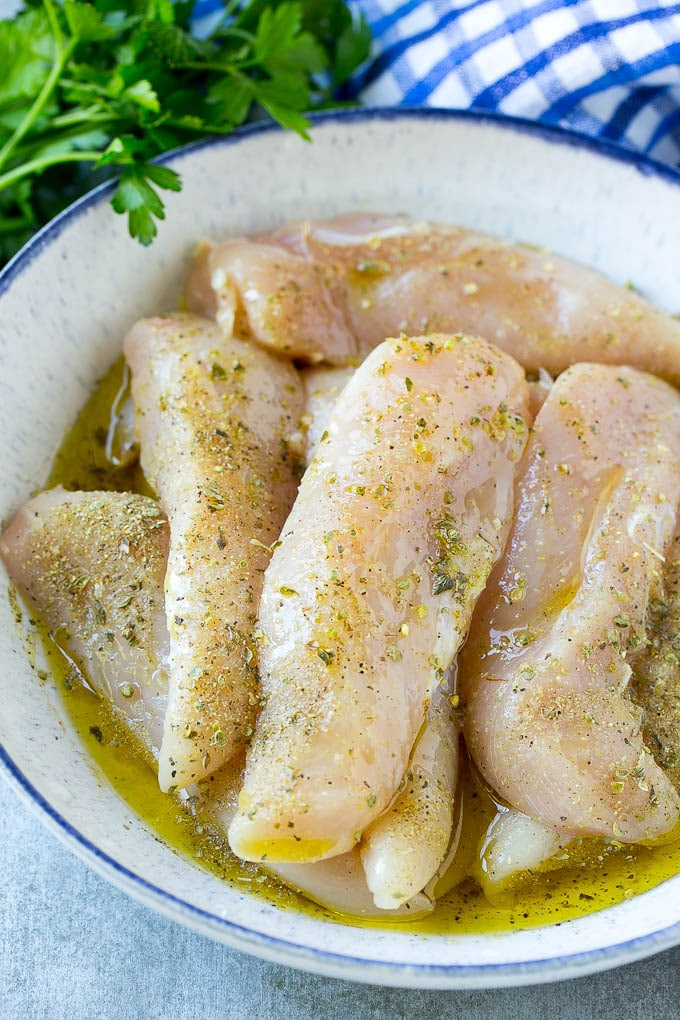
[461,363,680,843]
[228,332,530,864]
[125,312,304,791]
[186,213,680,382]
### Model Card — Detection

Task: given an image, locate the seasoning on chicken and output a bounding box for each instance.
[186,213,680,383]
[125,313,304,791]
[632,524,680,791]
[185,240,357,364]
[228,332,530,864]
[461,363,680,843]
[0,488,169,753]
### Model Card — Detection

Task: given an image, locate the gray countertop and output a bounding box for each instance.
[2,779,679,1019]
[1,2,679,1014]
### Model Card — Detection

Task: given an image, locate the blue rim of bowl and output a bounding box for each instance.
[1,106,680,987]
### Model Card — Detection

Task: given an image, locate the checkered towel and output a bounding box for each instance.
[345,0,680,167]
[193,0,680,168]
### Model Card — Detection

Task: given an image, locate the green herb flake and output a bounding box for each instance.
[386,644,403,662]
[204,481,224,511]
[210,726,227,748]
[68,574,90,593]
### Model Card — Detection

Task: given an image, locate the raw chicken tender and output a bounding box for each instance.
[186,213,680,382]
[0,488,169,753]
[360,685,460,908]
[185,240,356,364]
[476,809,570,895]
[269,852,433,919]
[125,313,304,791]
[461,363,680,843]
[228,333,530,864]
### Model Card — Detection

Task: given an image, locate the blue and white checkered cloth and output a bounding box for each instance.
[193,0,680,167]
[344,0,680,167]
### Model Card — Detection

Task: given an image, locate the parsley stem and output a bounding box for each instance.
[0,151,103,193]
[12,126,112,165]
[48,107,117,129]
[215,26,257,45]
[0,216,32,236]
[57,78,115,98]
[175,60,243,72]
[0,5,76,173]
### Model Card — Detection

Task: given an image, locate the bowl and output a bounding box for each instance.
[1,109,680,989]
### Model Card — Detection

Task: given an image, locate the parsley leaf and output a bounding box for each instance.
[111,162,180,245]
[63,1,117,43]
[0,8,55,104]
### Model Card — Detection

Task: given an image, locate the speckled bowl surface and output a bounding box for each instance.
[1,109,680,989]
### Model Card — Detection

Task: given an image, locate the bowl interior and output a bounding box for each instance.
[1,111,680,989]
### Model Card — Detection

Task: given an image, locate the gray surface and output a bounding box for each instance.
[1,0,679,1013]
[2,779,679,1019]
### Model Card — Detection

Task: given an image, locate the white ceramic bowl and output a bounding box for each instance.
[1,110,680,989]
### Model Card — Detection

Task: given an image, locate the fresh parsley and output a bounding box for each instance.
[0,0,371,263]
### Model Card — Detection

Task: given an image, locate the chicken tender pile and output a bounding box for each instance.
[3,213,680,920]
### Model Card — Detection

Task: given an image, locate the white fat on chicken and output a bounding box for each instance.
[125,313,304,792]
[527,368,553,419]
[185,213,680,382]
[228,332,530,865]
[269,853,433,919]
[106,362,139,468]
[461,363,680,843]
[476,809,570,895]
